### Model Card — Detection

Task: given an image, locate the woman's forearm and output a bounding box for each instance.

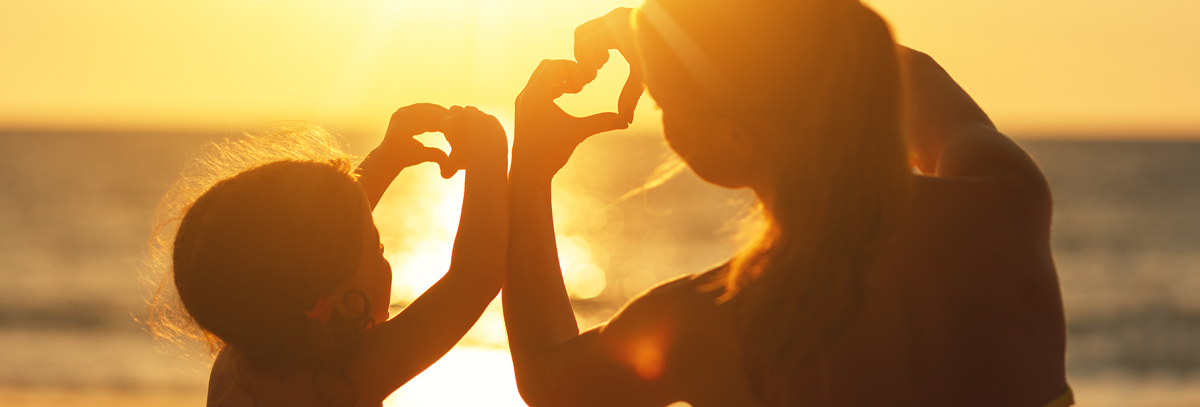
[503,170,580,365]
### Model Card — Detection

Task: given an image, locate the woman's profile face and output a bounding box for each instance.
[654,89,757,190]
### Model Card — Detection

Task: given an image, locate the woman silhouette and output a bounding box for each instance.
[503,0,1071,406]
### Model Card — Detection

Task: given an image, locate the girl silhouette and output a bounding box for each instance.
[149,104,509,406]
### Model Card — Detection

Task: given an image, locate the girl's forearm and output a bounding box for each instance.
[445,157,509,293]
[355,148,404,210]
[503,172,580,360]
[355,161,508,387]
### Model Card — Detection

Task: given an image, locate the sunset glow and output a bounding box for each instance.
[2,0,1197,136]
[3,1,1197,406]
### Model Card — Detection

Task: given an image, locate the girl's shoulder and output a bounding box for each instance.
[208,347,354,407]
[208,348,255,407]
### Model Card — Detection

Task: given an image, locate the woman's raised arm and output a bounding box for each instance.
[505,59,693,407]
[898,46,1050,203]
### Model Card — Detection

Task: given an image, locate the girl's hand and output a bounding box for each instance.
[374,103,453,172]
[512,59,628,183]
[574,7,643,124]
[438,106,509,178]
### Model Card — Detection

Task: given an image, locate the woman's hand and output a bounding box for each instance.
[512,59,628,184]
[574,7,643,124]
[439,105,509,178]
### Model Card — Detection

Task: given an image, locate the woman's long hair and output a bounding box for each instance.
[635,0,912,404]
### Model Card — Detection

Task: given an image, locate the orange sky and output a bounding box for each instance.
[1,0,1197,137]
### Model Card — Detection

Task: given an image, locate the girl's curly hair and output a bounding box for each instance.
[145,122,374,370]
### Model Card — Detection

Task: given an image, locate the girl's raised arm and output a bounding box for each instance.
[355,103,452,210]
[350,105,510,401]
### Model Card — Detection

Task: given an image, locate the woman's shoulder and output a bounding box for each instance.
[597,263,732,351]
[608,264,727,321]
[915,132,1053,224]
[595,263,762,404]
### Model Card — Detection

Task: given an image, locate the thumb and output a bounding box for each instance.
[415,146,449,166]
[617,73,644,124]
[438,150,467,179]
[573,112,629,141]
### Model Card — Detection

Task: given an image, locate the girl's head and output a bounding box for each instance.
[149,124,391,369]
[634,0,911,403]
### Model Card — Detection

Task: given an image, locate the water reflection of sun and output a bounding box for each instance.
[368,112,640,404]
[364,111,605,403]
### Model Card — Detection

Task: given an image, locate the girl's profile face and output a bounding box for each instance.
[346,198,394,325]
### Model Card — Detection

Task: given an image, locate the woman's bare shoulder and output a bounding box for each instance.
[594,263,735,371]
[922,131,1053,220]
[600,264,728,336]
[594,263,762,405]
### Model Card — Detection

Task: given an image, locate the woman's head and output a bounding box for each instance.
[634,0,912,403]
[635,0,907,195]
[148,124,391,368]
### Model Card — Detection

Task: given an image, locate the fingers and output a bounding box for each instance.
[575,8,635,88]
[617,71,644,124]
[524,59,586,101]
[439,154,464,179]
[416,145,449,167]
[389,103,449,136]
[563,63,587,94]
[437,106,505,178]
[438,108,468,179]
[572,112,628,142]
[574,28,613,82]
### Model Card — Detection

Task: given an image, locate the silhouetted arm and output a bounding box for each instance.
[504,59,690,407]
[898,47,1050,201]
[349,107,509,402]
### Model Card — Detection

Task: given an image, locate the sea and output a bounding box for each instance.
[0,130,1197,406]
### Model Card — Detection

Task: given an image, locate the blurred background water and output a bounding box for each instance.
[1,131,1198,406]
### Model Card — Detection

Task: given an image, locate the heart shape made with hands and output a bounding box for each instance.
[572,7,645,124]
[435,105,511,180]
[379,103,485,180]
